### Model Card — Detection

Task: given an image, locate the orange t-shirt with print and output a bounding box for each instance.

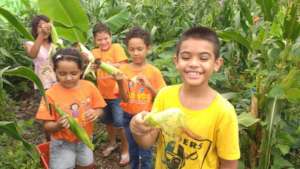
[119,63,166,115]
[36,80,106,142]
[92,43,128,99]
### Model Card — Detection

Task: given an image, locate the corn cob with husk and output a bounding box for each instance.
[48,22,64,58]
[144,108,183,137]
[54,105,94,150]
[94,59,121,74]
[79,43,121,78]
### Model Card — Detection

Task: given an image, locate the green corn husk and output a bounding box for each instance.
[97,60,120,75]
[50,23,64,48]
[54,105,94,150]
[144,108,183,137]
[79,43,96,79]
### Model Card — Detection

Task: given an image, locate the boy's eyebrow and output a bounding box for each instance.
[179,51,212,56]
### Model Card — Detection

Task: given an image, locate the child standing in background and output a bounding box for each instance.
[92,22,129,166]
[114,27,166,169]
[130,26,240,169]
[24,15,56,91]
[36,48,106,169]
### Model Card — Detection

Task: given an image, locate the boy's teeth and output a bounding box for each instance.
[187,71,200,77]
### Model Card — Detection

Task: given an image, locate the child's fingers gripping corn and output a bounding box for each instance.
[54,105,95,150]
[144,108,184,137]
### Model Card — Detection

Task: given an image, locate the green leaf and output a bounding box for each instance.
[283,0,300,42]
[105,9,130,33]
[276,144,290,155]
[0,7,33,40]
[3,66,45,97]
[256,0,276,21]
[238,112,260,127]
[0,121,37,157]
[37,0,89,43]
[285,88,300,103]
[218,30,251,51]
[268,85,285,98]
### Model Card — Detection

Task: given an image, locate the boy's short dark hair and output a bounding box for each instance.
[124,26,151,47]
[176,26,220,58]
[52,48,83,71]
[31,15,52,42]
[92,22,111,37]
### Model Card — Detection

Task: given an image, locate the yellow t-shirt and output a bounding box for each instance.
[152,85,240,169]
[92,43,128,99]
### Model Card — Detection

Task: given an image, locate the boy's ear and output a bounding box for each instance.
[214,57,223,72]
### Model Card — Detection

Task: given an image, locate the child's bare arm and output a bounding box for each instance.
[219,158,238,169]
[130,112,159,149]
[114,72,129,102]
[24,23,50,59]
[24,36,44,59]
[43,115,69,133]
[111,60,127,68]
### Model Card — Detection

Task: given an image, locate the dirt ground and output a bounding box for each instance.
[16,91,130,169]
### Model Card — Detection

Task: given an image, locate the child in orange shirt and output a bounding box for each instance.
[114,27,166,169]
[91,22,129,165]
[36,48,106,169]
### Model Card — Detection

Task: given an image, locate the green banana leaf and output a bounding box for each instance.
[238,112,260,128]
[37,0,89,43]
[4,66,46,100]
[0,7,34,40]
[0,121,38,158]
[105,9,130,33]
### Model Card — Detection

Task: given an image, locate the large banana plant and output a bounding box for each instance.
[0,7,33,40]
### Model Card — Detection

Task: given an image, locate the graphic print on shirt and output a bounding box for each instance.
[70,103,80,117]
[128,81,150,104]
[162,135,212,169]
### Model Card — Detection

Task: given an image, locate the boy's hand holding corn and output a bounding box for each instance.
[130,111,155,136]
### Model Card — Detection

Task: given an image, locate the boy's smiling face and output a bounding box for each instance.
[175,38,223,87]
[94,32,112,51]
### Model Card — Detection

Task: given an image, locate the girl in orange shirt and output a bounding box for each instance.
[36,48,106,169]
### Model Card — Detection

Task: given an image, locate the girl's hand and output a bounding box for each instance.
[85,109,101,123]
[80,52,90,65]
[130,111,154,136]
[38,23,51,38]
[57,115,70,129]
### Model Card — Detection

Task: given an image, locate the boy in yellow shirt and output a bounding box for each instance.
[130,26,240,169]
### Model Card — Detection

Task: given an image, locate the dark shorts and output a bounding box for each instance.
[101,98,124,128]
